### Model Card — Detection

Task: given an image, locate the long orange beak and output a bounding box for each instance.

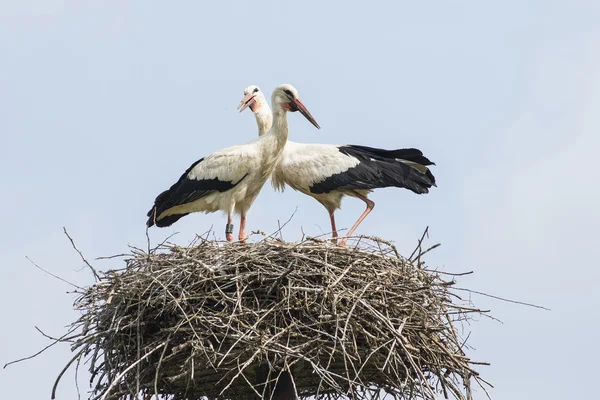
[291,98,320,129]
[237,92,256,113]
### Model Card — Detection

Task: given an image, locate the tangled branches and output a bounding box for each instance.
[54,234,490,399]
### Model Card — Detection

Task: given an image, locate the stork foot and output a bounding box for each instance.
[331,234,339,245]
[238,216,247,244]
[226,233,234,242]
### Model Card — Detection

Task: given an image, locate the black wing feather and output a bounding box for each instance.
[310,145,436,195]
[146,158,247,227]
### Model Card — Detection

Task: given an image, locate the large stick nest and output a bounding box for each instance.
[64,234,489,400]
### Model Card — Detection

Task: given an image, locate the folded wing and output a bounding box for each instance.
[147,144,258,227]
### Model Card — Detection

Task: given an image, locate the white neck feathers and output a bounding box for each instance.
[254,101,273,136]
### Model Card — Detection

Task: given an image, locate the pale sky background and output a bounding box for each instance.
[1,1,599,399]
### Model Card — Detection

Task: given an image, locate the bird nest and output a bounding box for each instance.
[55,233,490,400]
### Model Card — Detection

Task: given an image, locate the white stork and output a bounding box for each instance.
[238,85,436,245]
[147,84,320,242]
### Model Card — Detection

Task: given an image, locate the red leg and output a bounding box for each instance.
[225,214,234,242]
[339,192,375,246]
[329,210,339,243]
[238,214,247,243]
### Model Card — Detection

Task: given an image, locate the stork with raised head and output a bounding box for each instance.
[238,85,436,246]
[147,84,320,242]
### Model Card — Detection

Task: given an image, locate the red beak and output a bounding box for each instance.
[291,98,320,129]
[237,92,256,113]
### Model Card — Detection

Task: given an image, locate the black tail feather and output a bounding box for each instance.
[343,145,436,166]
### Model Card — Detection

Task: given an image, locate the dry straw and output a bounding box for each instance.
[38,230,492,399]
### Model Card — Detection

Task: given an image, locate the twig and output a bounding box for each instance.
[63,227,100,281]
[409,226,429,262]
[3,327,75,369]
[51,351,82,399]
[25,256,81,289]
[454,288,550,310]
[264,207,298,242]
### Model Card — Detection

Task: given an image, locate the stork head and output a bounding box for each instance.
[237,85,267,113]
[271,84,320,129]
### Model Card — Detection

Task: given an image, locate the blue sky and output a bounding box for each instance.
[1,1,599,399]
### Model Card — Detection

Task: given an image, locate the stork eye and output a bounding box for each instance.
[283,89,294,98]
[253,88,259,93]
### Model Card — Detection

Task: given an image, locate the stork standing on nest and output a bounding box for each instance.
[147,84,320,242]
[238,85,436,246]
